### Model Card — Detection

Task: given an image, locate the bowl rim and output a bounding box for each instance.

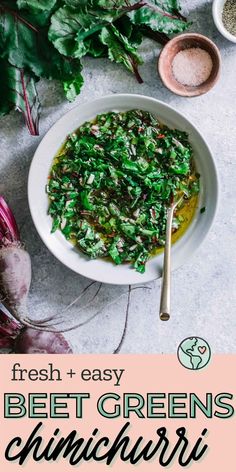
[158,32,221,97]
[212,0,236,43]
[28,93,219,285]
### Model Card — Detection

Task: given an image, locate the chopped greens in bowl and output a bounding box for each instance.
[47,110,200,273]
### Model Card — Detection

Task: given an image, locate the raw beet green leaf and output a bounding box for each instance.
[64,0,90,7]
[0,60,40,135]
[0,63,14,116]
[0,3,53,70]
[49,4,123,58]
[63,70,84,102]
[0,0,190,135]
[98,0,127,8]
[64,1,133,10]
[87,36,107,57]
[129,5,189,34]
[151,0,187,21]
[48,2,145,58]
[111,24,143,59]
[147,1,181,14]
[0,2,84,88]
[0,0,54,30]
[129,1,189,34]
[16,0,58,24]
[115,15,133,39]
[48,6,92,58]
[114,16,143,47]
[17,0,57,11]
[139,24,170,45]
[0,2,37,61]
[100,25,143,83]
[33,36,84,84]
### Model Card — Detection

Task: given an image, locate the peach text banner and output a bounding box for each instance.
[0,354,235,471]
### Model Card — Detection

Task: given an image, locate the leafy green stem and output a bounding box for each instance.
[130,56,143,83]
[122,1,147,13]
[140,25,169,45]
[101,1,147,26]
[173,8,187,22]
[143,1,186,21]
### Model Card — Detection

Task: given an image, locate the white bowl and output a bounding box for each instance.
[28,94,218,285]
[212,0,236,43]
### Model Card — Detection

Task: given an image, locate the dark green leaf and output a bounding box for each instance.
[98,0,127,8]
[48,6,91,58]
[48,3,127,57]
[0,0,190,135]
[64,1,127,9]
[0,0,55,28]
[129,1,190,34]
[0,2,83,84]
[48,2,145,57]
[64,0,92,7]
[17,0,57,11]
[147,1,181,14]
[16,0,58,25]
[87,36,107,57]
[114,15,143,47]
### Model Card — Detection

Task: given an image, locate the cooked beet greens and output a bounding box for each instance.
[0,0,190,135]
[47,110,199,273]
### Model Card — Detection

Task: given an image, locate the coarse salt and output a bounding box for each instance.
[172,47,213,87]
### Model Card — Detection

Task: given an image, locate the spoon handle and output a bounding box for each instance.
[159,206,174,321]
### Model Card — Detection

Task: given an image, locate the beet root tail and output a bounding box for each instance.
[13,328,73,354]
[0,307,22,351]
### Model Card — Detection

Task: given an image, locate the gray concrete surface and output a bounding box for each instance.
[0,0,236,353]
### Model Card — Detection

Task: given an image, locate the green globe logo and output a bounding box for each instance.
[177,337,211,370]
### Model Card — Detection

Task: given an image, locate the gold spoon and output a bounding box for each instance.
[159,193,184,321]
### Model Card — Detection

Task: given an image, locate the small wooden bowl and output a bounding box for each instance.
[158,33,221,97]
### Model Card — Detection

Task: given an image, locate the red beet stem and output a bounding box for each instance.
[0,197,20,245]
